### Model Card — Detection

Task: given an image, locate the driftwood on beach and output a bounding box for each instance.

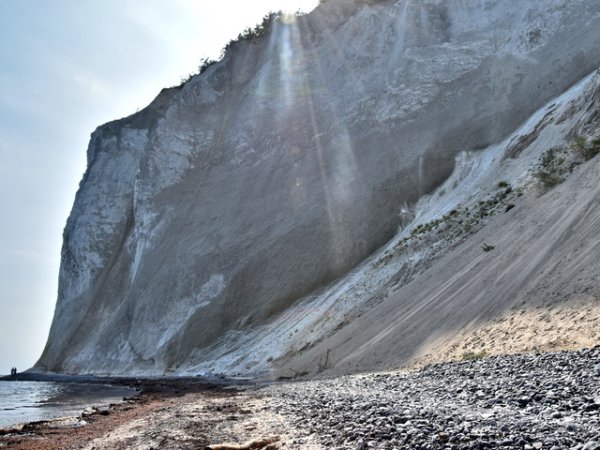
[206,436,280,450]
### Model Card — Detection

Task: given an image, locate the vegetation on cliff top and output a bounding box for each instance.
[179,10,301,86]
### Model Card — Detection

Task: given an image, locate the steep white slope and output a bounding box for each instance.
[37,0,600,375]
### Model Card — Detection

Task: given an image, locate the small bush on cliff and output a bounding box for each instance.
[461,350,488,361]
[199,57,219,74]
[534,146,566,189]
[534,170,564,188]
[571,134,600,161]
[177,11,301,88]
[591,137,600,157]
[179,56,219,84]
[224,11,283,52]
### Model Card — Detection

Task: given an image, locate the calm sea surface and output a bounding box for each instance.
[0,380,137,428]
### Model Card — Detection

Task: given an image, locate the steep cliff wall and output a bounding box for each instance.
[37,0,600,375]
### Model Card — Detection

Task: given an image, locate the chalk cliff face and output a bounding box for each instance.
[37,0,600,375]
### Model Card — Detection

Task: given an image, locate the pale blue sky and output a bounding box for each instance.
[0,0,318,374]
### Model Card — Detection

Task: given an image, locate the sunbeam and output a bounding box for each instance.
[391,0,411,63]
[287,16,357,269]
[294,17,359,179]
[279,24,295,108]
[305,2,413,176]
[254,22,279,104]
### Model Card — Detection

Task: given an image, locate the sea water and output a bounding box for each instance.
[0,380,137,428]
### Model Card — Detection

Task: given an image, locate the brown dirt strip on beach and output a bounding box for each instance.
[0,380,302,450]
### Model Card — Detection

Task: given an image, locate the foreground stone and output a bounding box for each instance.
[263,347,600,449]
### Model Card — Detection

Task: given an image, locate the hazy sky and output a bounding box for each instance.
[0,0,319,374]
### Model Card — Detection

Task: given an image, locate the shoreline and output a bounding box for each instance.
[0,370,253,385]
[0,371,256,434]
[0,377,239,450]
[1,346,599,449]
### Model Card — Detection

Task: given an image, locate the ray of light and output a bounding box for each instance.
[254,21,280,103]
[293,16,359,203]
[279,24,295,108]
[286,16,356,269]
[391,0,412,64]
[305,0,422,198]
[239,4,413,271]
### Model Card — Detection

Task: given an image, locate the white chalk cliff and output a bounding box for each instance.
[36,0,600,376]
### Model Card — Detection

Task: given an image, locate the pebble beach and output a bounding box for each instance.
[2,347,599,449]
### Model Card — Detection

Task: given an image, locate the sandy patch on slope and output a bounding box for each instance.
[412,296,600,369]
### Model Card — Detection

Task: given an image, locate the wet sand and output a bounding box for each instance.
[0,378,262,450]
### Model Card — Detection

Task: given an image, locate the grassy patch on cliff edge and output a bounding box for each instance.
[179,11,299,86]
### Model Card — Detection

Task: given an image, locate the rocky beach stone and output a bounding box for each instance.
[259,346,600,449]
